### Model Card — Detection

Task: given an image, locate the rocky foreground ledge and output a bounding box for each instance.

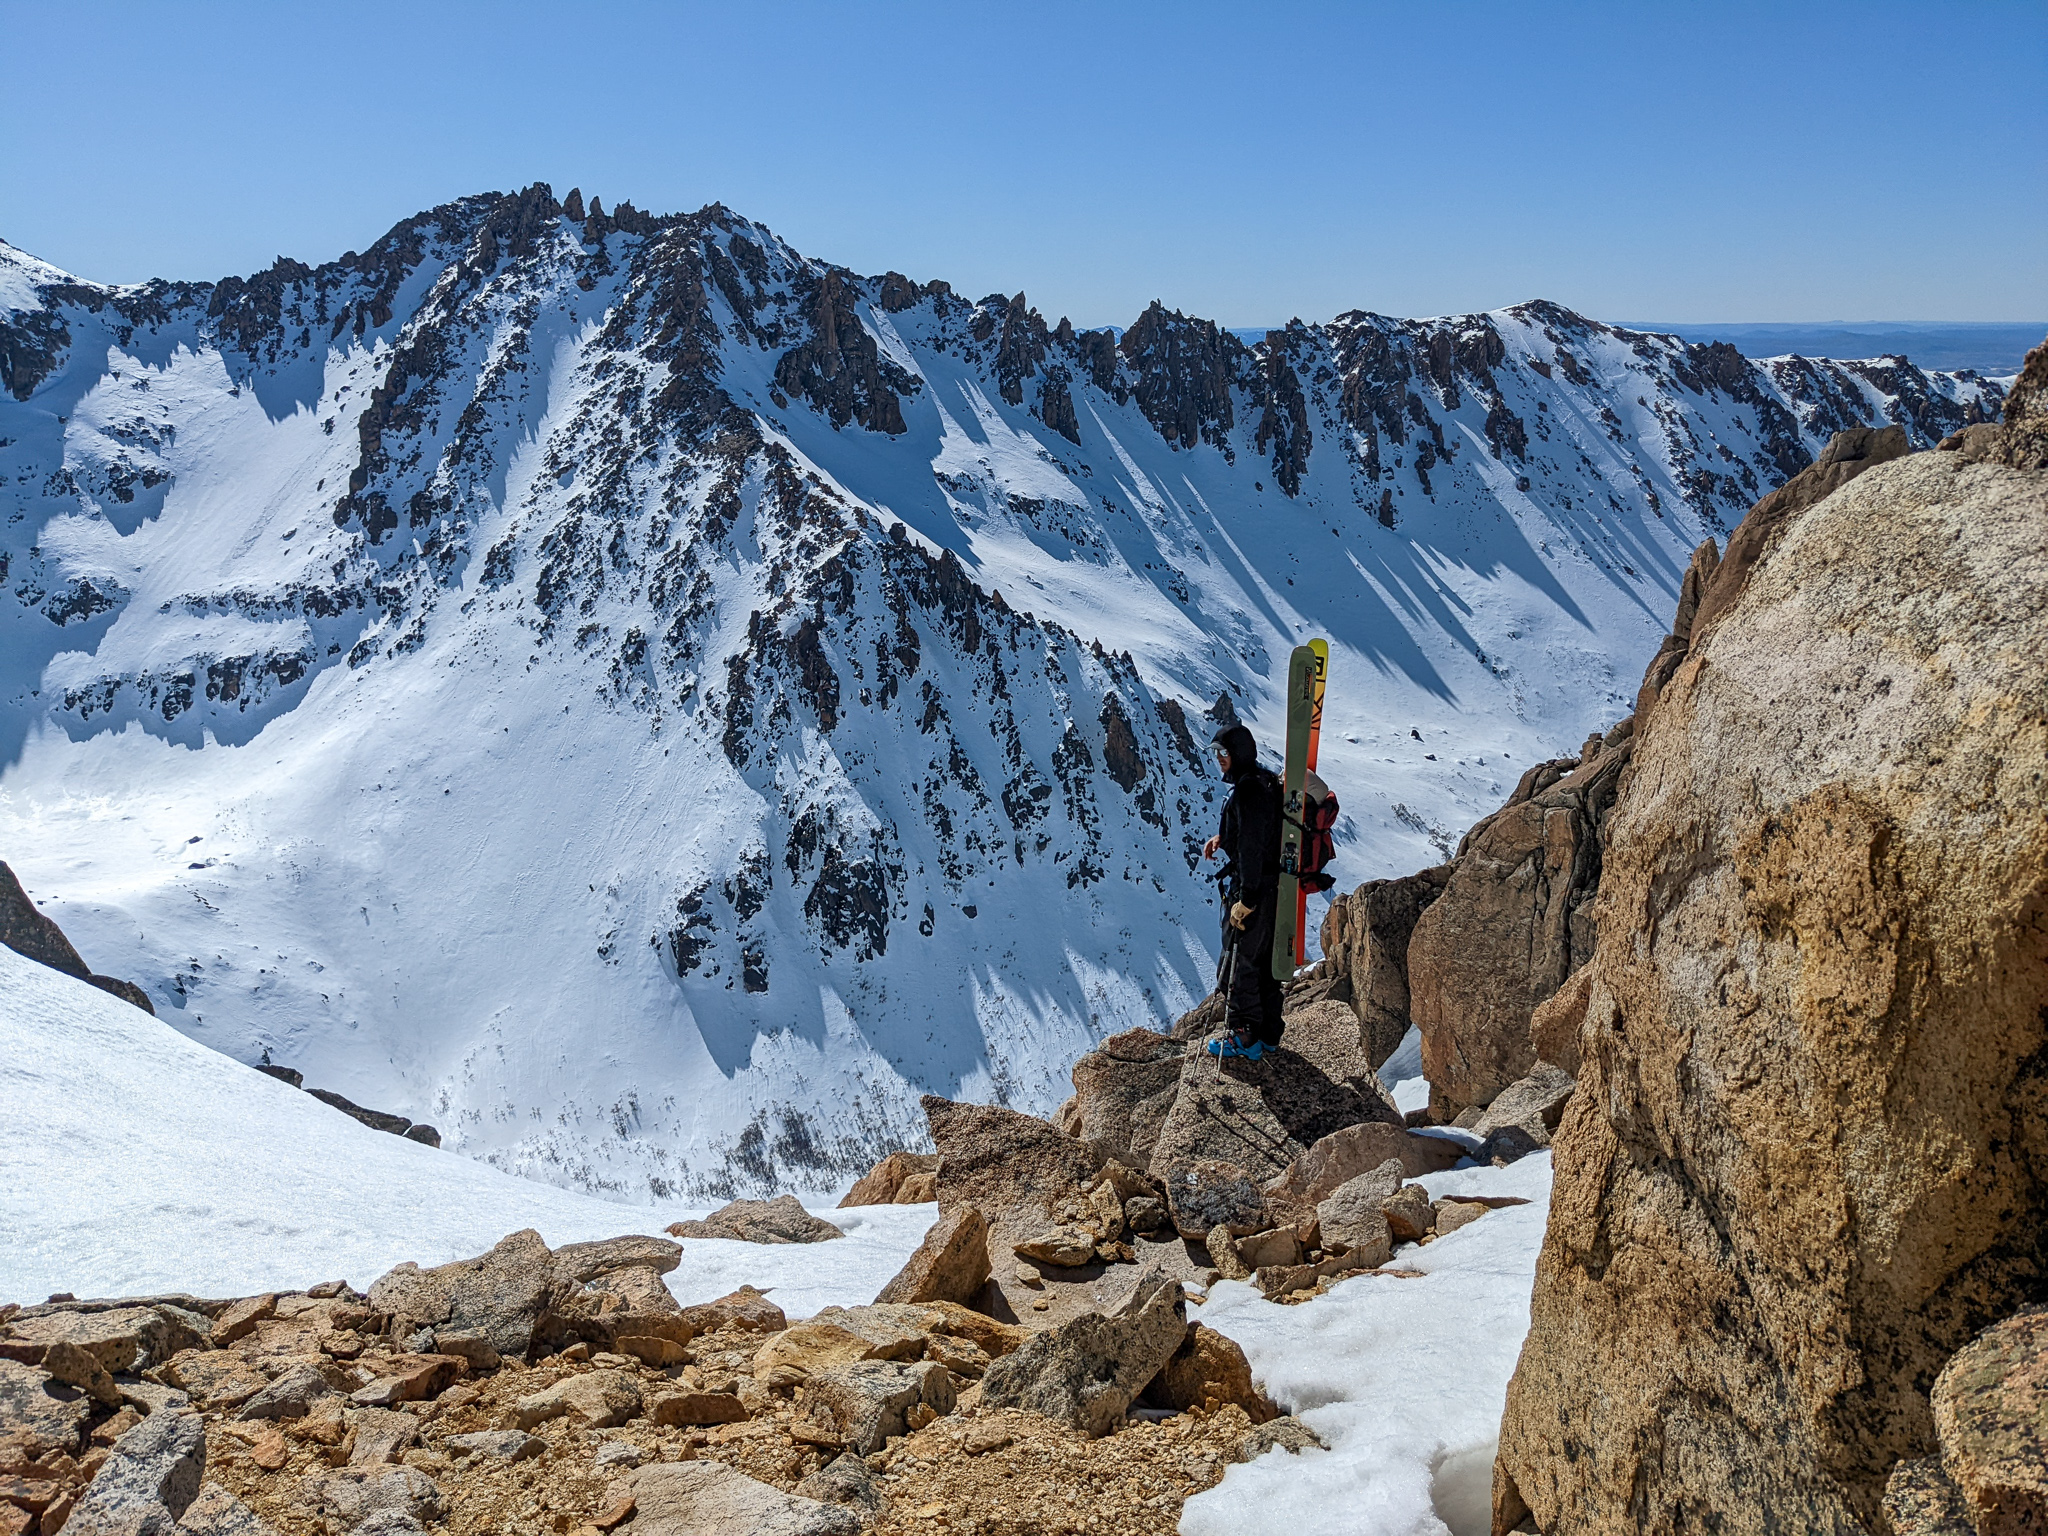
[0,983,1541,1536]
[0,1229,1269,1536]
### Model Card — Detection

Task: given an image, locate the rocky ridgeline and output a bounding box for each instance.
[0,185,2007,1197]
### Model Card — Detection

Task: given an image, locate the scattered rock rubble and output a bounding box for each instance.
[0,978,1528,1536]
[0,1203,1324,1536]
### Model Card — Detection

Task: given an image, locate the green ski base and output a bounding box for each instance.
[1273,642,1321,979]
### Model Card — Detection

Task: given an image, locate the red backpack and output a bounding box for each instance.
[1299,770,1340,893]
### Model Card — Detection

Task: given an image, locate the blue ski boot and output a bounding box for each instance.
[1205,1030,1265,1062]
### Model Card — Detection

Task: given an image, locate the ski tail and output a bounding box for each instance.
[1274,640,1326,981]
[1295,640,1330,961]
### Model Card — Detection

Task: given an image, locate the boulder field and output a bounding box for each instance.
[0,984,1538,1536]
[0,1221,1296,1536]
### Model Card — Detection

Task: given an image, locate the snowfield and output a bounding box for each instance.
[0,944,931,1313]
[2,943,1546,1536]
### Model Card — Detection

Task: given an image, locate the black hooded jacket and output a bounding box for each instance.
[1213,723,1283,912]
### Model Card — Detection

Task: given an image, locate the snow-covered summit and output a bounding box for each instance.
[0,186,2003,1200]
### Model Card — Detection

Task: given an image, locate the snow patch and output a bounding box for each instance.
[1190,1154,1552,1536]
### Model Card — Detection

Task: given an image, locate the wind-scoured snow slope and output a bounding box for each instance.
[0,943,932,1308]
[0,185,2003,1200]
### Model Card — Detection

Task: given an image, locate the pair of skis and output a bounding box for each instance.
[1273,639,1328,980]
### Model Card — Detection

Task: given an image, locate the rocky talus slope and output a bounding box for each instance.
[1482,341,2048,1533]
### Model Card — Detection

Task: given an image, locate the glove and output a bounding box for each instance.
[1229,900,1254,931]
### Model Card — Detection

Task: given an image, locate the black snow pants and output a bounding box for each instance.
[1218,899,1285,1048]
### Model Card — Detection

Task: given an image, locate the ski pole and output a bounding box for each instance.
[1219,934,1239,1041]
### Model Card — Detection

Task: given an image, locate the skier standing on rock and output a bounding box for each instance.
[1202,721,1285,1060]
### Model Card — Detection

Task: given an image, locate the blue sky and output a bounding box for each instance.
[3,0,2041,326]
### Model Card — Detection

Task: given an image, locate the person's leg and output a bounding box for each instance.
[1241,904,1282,1048]
[1255,969,1285,1048]
[1225,928,1263,1038]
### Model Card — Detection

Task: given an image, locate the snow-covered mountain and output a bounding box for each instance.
[0,184,2001,1200]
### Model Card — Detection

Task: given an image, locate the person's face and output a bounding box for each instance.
[1213,743,1232,777]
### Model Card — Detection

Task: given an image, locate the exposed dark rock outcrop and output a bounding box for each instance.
[1117,303,1247,453]
[0,860,155,1014]
[773,270,912,434]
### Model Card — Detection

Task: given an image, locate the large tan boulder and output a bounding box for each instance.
[1493,444,2048,1533]
[924,1096,1106,1237]
[922,1095,1121,1327]
[6,1305,202,1377]
[752,1323,891,1389]
[837,1151,939,1207]
[665,1194,844,1244]
[0,1359,95,1465]
[978,1269,1187,1437]
[619,1458,859,1535]
[367,1228,574,1363]
[514,1368,641,1430]
[1407,739,1629,1117]
[1261,1119,1463,1206]
[1317,864,1452,1067]
[806,1359,957,1455]
[873,1205,991,1305]
[1140,1323,1278,1422]
[1063,1027,1187,1168]
[1929,1306,2048,1534]
[1149,1000,1402,1193]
